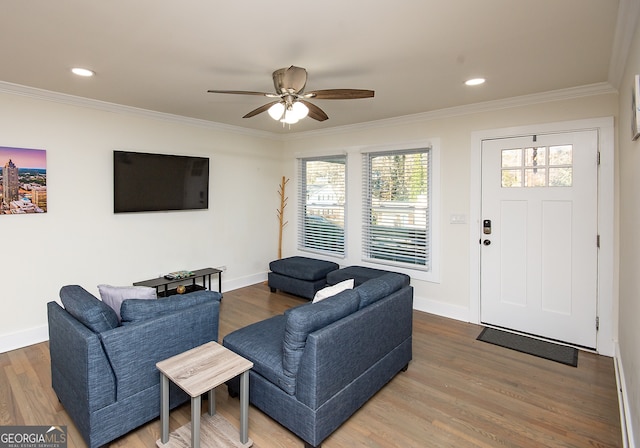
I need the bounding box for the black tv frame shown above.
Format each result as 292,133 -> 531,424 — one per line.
113,150 -> 209,213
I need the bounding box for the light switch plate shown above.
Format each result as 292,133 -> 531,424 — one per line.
450,214 -> 467,224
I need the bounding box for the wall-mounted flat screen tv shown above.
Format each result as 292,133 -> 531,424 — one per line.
113,150 -> 209,213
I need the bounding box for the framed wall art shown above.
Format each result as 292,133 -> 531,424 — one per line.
0,146 -> 47,215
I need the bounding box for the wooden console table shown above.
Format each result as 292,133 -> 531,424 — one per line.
133,267 -> 222,297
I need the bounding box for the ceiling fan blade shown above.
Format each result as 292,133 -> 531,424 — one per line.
304,89 -> 375,100
207,90 -> 278,98
273,66 -> 308,94
242,101 -> 280,118
299,100 -> 328,121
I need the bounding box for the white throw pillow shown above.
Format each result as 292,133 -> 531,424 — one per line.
312,279 -> 355,303
97,284 -> 157,321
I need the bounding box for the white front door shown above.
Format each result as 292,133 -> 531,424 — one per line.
480,130 -> 599,348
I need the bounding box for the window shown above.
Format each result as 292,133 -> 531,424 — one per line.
501,145 -> 573,188
298,156 -> 346,256
363,148 -> 431,270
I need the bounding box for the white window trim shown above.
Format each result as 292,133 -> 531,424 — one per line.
297,155 -> 347,258
358,140 -> 441,283
293,140 -> 441,283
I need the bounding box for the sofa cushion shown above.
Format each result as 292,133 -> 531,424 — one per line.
97,284 -> 157,321
120,290 -> 220,323
60,285 -> 120,333
222,315 -> 295,394
312,278 -> 354,303
269,256 -> 339,281
283,289 -> 360,381
357,272 -> 410,309
325,265 -> 393,286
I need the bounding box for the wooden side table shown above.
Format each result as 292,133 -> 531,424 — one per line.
156,341 -> 253,448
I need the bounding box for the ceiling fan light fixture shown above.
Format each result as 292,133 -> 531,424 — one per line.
268,102 -> 285,120
291,101 -> 309,120
280,108 -> 299,124
271,100 -> 308,124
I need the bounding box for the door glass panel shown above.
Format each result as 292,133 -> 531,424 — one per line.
525,168 -> 546,187
549,167 -> 572,186
501,149 -> 522,167
525,147 -> 546,167
502,169 -> 521,187
549,145 -> 572,165
501,145 -> 573,188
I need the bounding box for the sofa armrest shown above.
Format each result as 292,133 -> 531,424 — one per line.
295,286 -> 413,409
99,299 -> 219,400
47,301 -> 116,413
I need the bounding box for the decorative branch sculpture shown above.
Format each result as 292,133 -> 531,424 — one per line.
277,176 -> 290,259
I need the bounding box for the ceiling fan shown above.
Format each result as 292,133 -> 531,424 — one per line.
207,66 -> 374,124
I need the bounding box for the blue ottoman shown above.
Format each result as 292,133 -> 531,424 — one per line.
268,256 -> 339,299
326,265 -> 410,287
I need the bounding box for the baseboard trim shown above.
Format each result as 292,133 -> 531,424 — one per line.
413,295 -> 470,322
222,272 -> 268,293
0,325 -> 49,354
614,342 -> 634,448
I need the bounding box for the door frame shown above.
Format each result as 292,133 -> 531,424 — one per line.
469,117 -> 615,356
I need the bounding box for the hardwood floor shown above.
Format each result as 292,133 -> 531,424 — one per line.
0,283 -> 622,447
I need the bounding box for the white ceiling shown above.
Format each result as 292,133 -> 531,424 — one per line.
0,0 -> 625,134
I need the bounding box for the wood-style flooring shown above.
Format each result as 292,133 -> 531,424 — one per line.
0,282 -> 622,447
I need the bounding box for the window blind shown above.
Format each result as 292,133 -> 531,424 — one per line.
298,156 -> 346,256
362,149 -> 431,269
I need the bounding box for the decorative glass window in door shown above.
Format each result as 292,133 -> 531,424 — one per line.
501,145 -> 572,188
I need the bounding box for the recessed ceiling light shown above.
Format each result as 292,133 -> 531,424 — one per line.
465,78 -> 485,86
71,67 -> 95,77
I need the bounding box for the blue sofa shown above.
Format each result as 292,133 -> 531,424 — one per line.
223,272 -> 413,448
47,286 -> 221,448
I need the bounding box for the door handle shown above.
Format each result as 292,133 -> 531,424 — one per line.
483,239 -> 491,246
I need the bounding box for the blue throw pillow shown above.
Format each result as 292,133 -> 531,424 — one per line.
120,290 -> 220,323
60,285 -> 120,333
282,289 -> 360,380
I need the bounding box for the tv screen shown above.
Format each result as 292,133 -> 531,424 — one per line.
113,150 -> 209,213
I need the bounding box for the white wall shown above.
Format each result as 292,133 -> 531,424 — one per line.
0,91 -> 283,352
281,93 -> 618,322
616,12 -> 640,446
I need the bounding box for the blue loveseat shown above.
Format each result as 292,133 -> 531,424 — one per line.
47,286 -> 221,448
223,271 -> 413,448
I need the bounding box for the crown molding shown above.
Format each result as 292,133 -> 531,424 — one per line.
0,79 -> 617,143
284,82 -> 618,141
0,80 -> 279,141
